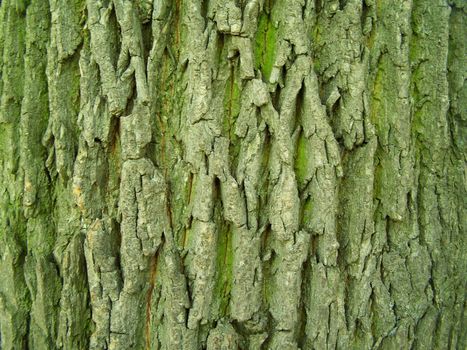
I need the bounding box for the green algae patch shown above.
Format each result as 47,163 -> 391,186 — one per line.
294,132 -> 310,190
223,66 -> 242,170
212,222 -> 233,318
254,12 -> 277,81
223,67 -> 241,132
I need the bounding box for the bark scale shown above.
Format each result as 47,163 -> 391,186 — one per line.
0,0 -> 465,349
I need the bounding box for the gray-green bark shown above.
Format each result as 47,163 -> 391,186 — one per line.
0,0 -> 466,349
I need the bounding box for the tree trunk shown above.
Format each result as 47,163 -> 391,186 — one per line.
0,0 -> 465,349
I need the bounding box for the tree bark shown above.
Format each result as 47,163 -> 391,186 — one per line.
0,0 -> 465,349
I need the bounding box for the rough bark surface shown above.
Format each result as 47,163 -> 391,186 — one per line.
0,0 -> 466,349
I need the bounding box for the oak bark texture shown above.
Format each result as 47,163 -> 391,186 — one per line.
0,0 -> 466,349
